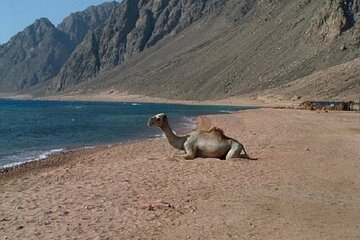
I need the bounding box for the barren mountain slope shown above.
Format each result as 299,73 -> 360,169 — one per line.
50,0 -> 255,92
0,2 -> 117,92
257,57 -> 360,101
1,0 -> 359,101
0,18 -> 74,92
49,0 -> 360,100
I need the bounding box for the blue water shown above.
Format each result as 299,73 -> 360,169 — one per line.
0,99 -> 256,168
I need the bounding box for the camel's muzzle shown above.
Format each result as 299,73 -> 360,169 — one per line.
148,118 -> 154,126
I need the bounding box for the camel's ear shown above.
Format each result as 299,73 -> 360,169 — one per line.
157,113 -> 166,118
155,113 -> 165,119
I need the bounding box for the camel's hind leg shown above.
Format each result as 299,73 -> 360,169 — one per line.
225,142 -> 242,160
225,142 -> 252,160
240,144 -> 250,159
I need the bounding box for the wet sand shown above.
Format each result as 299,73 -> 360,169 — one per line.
1,108 -> 360,239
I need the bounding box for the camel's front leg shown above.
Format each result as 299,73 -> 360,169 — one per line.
171,151 -> 196,160
171,149 -> 185,157
171,144 -> 196,160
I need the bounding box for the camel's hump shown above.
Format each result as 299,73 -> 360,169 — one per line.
201,126 -> 225,136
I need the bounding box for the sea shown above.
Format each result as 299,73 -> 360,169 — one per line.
0,99 -> 256,169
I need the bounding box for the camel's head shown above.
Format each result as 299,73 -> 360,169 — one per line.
148,113 -> 167,128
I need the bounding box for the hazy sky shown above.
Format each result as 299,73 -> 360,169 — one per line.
0,0 -> 118,44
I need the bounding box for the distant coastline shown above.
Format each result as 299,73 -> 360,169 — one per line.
0,91 -> 284,108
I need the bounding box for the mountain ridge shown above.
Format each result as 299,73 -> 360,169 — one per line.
0,0 -> 359,101
0,18 -> 74,91
0,1 -> 118,92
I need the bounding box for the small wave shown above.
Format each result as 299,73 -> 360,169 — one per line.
2,159 -> 34,169
38,148 -> 64,159
1,148 -> 64,169
32,148 -> 64,162
180,116 -> 197,130
219,110 -> 234,113
155,133 -> 165,139
82,146 -> 95,150
131,103 -> 141,106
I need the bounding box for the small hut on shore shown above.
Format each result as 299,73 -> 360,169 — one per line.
300,101 -> 360,111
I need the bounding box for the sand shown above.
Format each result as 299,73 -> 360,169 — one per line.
1,108 -> 360,240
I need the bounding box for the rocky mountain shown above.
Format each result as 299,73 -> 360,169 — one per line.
0,18 -> 74,91
1,0 -> 359,101
0,2 -> 117,92
52,0 -> 241,91
58,1 -> 118,45
50,0 -> 360,100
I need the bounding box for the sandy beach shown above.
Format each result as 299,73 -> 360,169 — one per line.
1,107 -> 360,239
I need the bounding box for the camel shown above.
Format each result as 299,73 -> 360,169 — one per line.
148,113 -> 254,160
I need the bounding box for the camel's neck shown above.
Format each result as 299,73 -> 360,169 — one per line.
161,121 -> 187,150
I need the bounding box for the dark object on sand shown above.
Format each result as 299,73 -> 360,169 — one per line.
300,101 -> 360,111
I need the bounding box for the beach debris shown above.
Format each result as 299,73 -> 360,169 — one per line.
299,101 -> 360,111
292,95 -> 301,101
0,217 -> 10,222
176,204 -> 197,214
59,210 -> 69,216
16,225 -> 24,230
136,200 -> 173,211
84,205 -> 96,210
183,205 -> 196,213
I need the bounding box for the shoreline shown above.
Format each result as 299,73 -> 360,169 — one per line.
0,99 -> 259,174
0,107 -> 226,177
0,139 -> 147,180
1,108 -> 359,239
0,136 -> 166,178
0,148 -> 65,170
0,105 -> 246,176
0,91 -> 301,107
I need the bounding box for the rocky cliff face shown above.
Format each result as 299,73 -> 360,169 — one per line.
57,1 -> 118,45
52,0 -> 252,91
0,18 -> 74,91
1,0 -> 359,100
0,2 -> 117,93
310,0 -> 359,40
55,0 -> 359,100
